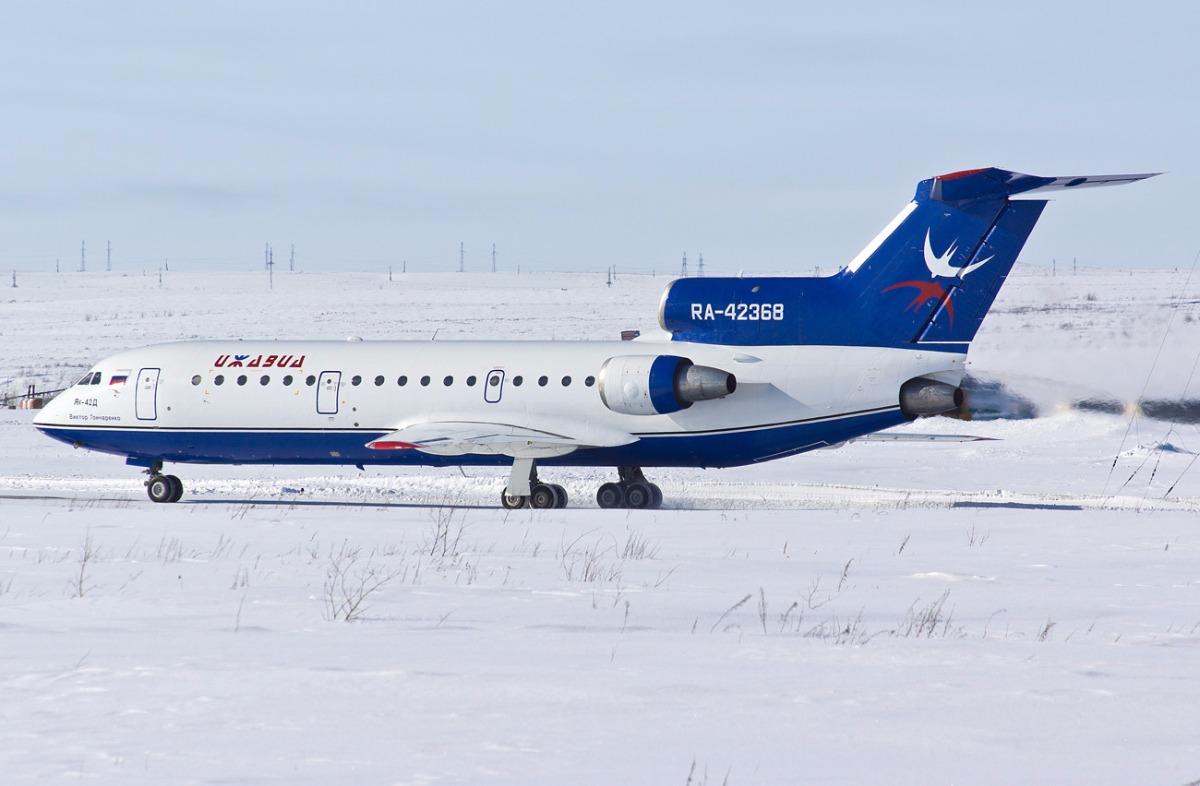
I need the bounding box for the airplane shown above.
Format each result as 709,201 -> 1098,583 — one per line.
33,167 -> 1155,509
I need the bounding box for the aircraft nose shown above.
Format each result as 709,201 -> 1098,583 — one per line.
32,393 -> 60,426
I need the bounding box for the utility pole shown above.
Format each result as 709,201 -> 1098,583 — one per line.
11,270 -> 16,288
697,252 -> 705,277
1073,257 -> 1077,275
606,266 -> 612,287
459,241 -> 465,273
289,243 -> 295,272
55,258 -> 60,274
106,240 -> 111,272
388,265 -> 393,282
80,240 -> 86,272
267,246 -> 274,289
1052,258 -> 1056,277
491,243 -> 497,273
680,252 -> 688,277
402,259 -> 407,274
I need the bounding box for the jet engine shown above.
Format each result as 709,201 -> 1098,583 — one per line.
598,355 -> 736,416
899,376 -> 964,419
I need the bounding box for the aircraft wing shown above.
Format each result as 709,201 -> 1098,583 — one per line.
852,433 -> 998,443
365,417 -> 637,458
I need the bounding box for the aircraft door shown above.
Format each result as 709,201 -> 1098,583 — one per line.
317,371 -> 341,414
135,368 -> 160,421
484,369 -> 504,403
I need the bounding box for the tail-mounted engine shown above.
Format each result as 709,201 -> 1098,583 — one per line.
899,376 -> 964,419
598,355 -> 736,416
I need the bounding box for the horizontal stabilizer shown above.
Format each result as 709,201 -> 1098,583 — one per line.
927,168 -> 1159,204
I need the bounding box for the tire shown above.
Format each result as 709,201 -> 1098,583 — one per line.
529,483 -> 558,509
648,483 -> 663,509
165,475 -> 184,503
146,475 -> 173,503
596,482 -> 625,509
625,481 -> 652,509
549,484 -> 568,509
500,491 -> 527,509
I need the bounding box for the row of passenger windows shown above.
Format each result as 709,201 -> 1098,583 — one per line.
191,373 -> 597,388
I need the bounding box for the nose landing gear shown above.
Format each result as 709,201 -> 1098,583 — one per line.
143,461 -> 184,503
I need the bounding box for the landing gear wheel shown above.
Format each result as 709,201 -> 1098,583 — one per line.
529,483 -> 558,509
625,481 -> 653,509
146,475 -> 174,503
549,484 -> 568,509
500,491 -> 528,509
165,475 -> 184,503
648,483 -> 663,509
596,482 -> 625,509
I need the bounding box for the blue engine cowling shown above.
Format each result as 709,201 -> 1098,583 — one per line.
598,355 -> 736,416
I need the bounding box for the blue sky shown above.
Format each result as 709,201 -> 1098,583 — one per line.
0,2 -> 1195,273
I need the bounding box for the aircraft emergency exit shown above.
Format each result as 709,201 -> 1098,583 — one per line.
34,167 -> 1155,508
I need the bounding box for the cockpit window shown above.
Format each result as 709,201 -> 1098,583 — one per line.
77,371 -> 102,386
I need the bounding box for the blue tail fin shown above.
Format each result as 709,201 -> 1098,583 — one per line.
658,167 -> 1156,349
839,167 -> 1156,347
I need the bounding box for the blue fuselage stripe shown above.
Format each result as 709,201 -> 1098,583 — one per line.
36,408 -> 906,469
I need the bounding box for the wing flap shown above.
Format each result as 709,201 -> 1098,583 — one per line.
366,418 -> 637,458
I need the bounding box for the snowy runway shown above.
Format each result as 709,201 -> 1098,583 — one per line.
2,270 -> 1199,784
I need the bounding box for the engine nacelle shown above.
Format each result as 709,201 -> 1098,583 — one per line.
899,377 -> 964,419
598,355 -> 736,416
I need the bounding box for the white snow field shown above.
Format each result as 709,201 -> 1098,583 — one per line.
2,269 -> 1200,785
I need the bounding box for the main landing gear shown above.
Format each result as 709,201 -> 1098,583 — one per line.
500,460 -> 661,510
143,461 -> 184,504
500,458 -> 568,510
596,466 -> 663,510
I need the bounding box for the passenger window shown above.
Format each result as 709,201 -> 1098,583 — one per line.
351,375 -> 362,386
443,375 -> 454,386
374,375 -> 384,386
466,375 -> 477,387
585,376 -> 595,387
538,376 -> 548,387
561,376 -> 571,386
260,375 -> 270,386
214,375 -> 225,386
236,375 -> 247,386
488,375 -> 500,387
398,375 -> 408,387
191,375 -> 202,386
282,375 -> 293,386
420,375 -> 431,386
306,375 -> 316,386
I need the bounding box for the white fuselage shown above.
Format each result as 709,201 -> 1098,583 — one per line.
35,337 -> 962,469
